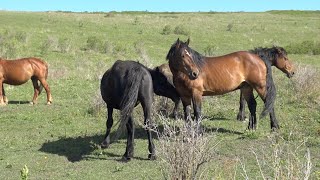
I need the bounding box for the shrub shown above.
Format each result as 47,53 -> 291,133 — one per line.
87,90 -> 105,117
156,117 -> 217,180
85,36 -> 104,52
174,25 -> 190,36
291,64 -> 320,103
285,41 -> 320,55
161,25 -> 172,35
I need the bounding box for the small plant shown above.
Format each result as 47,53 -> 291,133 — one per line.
161,25 -> 172,35
20,165 -> 29,180
227,23 -> 234,31
85,36 -> 104,52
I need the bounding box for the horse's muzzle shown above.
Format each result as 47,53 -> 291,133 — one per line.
287,71 -> 295,78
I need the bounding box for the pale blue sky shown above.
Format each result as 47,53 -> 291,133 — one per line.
1,0 -> 319,12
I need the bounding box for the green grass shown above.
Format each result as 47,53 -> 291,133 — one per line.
0,10 -> 319,179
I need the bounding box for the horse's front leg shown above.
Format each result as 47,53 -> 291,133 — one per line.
171,98 -> 181,120
192,93 -> 202,122
237,91 -> 246,121
181,97 -> 192,121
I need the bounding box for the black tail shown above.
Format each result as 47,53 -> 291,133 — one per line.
260,56 -> 276,118
115,67 -> 144,139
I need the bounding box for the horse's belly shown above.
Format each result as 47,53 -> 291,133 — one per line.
4,78 -> 29,85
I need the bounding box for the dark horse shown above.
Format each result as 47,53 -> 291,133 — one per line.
100,60 -> 179,161
236,47 -> 295,121
155,63 -> 181,119
0,57 -> 52,105
166,39 -> 294,130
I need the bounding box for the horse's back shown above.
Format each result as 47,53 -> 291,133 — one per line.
0,57 -> 48,85
100,60 -> 152,109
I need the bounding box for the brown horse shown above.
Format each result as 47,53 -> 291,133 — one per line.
236,46 -> 295,121
166,39 -> 294,130
0,57 -> 52,105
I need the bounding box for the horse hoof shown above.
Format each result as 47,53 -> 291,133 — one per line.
148,154 -> 156,160
100,142 -> 110,149
30,102 -> 35,105
121,156 -> 131,162
47,102 -> 52,105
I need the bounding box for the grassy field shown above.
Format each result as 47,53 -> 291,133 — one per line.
0,10 -> 319,179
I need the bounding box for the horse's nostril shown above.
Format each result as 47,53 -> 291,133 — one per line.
192,71 -> 198,78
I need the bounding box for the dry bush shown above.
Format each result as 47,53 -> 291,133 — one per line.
239,134 -> 312,180
88,90 -> 105,117
156,117 -> 218,180
134,41 -> 153,68
291,64 -> 320,103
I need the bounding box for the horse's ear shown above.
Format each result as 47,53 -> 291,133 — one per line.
186,38 -> 190,46
175,38 -> 181,48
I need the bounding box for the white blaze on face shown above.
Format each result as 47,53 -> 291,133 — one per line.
184,49 -> 192,59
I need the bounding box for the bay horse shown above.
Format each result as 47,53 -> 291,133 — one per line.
166,39 -> 294,130
236,47 -> 295,121
100,60 -> 180,161
0,57 -> 52,105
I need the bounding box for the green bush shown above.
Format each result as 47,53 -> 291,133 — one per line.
85,36 -> 104,52
173,25 -> 190,36
285,41 -> 320,55
161,25 -> 172,35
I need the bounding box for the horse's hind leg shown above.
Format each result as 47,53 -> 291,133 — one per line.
141,95 -> 156,160
31,77 -> 41,104
241,88 -> 257,130
123,116 -> 134,161
101,107 -> 114,148
38,78 -> 53,104
237,91 -> 246,121
269,107 -> 279,130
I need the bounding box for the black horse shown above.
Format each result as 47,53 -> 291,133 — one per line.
100,60 -> 179,161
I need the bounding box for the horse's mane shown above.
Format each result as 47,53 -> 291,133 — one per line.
250,46 -> 287,66
166,41 -> 205,69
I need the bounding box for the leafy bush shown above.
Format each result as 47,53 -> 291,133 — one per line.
285,41 -> 320,55
174,25 -> 190,36
161,25 -> 172,35
85,36 -> 104,52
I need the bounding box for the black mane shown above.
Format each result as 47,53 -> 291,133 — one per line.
250,46 -> 287,66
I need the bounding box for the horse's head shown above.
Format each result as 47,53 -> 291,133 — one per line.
166,38 -> 203,80
151,66 -> 180,101
274,47 -> 295,78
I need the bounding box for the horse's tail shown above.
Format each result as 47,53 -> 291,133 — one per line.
260,57 -> 276,118
38,60 -> 49,95
115,67 -> 144,140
